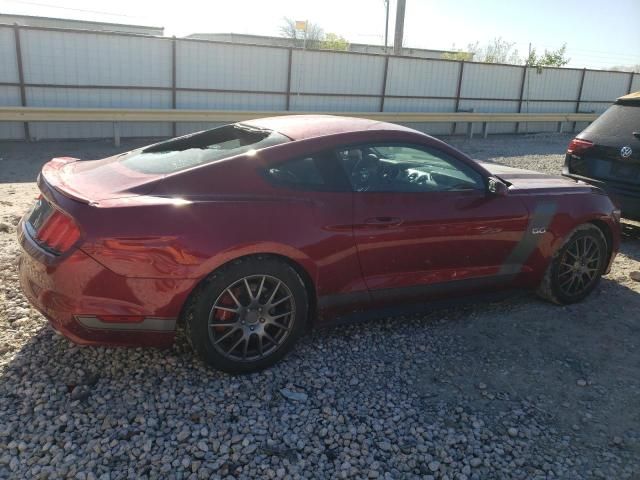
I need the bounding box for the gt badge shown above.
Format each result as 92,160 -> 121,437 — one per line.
532,228 -> 546,235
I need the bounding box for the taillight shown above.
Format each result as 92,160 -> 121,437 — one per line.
567,138 -> 594,156
36,209 -> 80,254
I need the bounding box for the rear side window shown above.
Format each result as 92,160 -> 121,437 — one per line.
581,104 -> 640,143
266,151 -> 350,191
268,157 -> 325,186
120,124 -> 289,174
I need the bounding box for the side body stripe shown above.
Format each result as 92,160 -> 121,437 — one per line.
499,201 -> 557,276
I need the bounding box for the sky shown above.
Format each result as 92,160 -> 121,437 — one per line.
1,0 -> 639,70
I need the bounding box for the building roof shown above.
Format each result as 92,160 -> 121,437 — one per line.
0,13 -> 164,35
184,32 -> 469,59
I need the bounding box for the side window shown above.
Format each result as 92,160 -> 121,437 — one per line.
267,157 -> 325,186
337,144 -> 484,193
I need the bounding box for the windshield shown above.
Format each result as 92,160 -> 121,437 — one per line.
120,124 -> 290,174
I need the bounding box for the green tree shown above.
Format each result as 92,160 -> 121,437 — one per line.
526,44 -> 570,67
459,39 -> 570,67
467,38 -> 521,64
321,33 -> 349,51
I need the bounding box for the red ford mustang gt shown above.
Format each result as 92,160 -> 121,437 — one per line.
18,115 -> 620,372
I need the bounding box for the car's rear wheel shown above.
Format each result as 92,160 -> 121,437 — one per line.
537,224 -> 608,304
184,256 -> 308,374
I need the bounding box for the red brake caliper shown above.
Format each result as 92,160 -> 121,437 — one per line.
214,289 -> 239,331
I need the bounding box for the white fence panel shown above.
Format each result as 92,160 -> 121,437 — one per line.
385,58 -> 459,97
26,87 -> 172,108
523,68 -> 581,101
0,26 -> 634,141
0,85 -> 21,106
0,82 -> 23,139
520,101 -> 576,132
456,99 -> 519,134
177,41 -> 288,91
0,26 -> 19,83
20,29 -> 172,87
579,101 -> 613,114
28,122 -> 112,139
384,98 -> 455,135
177,91 -> 286,111
289,95 -> 379,112
29,121 -> 173,140
581,71 -> 630,102
460,63 -> 522,99
290,50 -> 385,95
26,87 -> 172,139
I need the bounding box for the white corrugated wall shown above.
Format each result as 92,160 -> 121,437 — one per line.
0,26 -> 23,139
0,25 -> 635,141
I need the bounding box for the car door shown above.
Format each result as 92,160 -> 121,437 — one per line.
336,143 -> 530,304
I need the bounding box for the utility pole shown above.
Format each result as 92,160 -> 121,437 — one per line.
393,0 -> 406,55
384,0 -> 390,52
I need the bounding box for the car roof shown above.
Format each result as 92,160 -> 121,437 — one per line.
241,114 -> 416,141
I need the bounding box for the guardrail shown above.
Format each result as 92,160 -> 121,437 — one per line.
0,107 -> 599,145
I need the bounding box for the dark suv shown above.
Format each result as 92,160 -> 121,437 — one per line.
563,91 -> 640,219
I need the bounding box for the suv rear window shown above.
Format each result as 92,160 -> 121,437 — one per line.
580,103 -> 640,143
120,124 -> 290,174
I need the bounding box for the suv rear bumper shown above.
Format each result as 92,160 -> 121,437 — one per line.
562,171 -> 640,220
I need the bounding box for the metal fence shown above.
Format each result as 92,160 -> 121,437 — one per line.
1,23 -> 638,141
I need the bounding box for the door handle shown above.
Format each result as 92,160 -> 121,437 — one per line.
363,216 -> 404,227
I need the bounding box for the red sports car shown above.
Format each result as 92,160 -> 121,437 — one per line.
18,115 -> 620,372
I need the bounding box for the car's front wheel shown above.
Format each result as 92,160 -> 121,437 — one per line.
537,224 -> 608,304
185,256 -> 308,373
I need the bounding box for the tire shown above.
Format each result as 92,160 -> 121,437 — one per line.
537,224 -> 608,305
184,256 -> 308,374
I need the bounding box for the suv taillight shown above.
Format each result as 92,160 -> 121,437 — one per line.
36,209 -> 80,254
567,138 -> 594,156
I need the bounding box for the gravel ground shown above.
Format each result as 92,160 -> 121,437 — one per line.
1,133 -> 639,479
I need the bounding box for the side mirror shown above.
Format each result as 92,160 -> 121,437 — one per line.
487,177 -> 509,196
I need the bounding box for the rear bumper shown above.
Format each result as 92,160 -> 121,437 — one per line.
17,220 -> 193,348
562,171 -> 640,220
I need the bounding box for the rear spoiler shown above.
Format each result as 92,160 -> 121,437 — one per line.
40,157 -> 92,204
